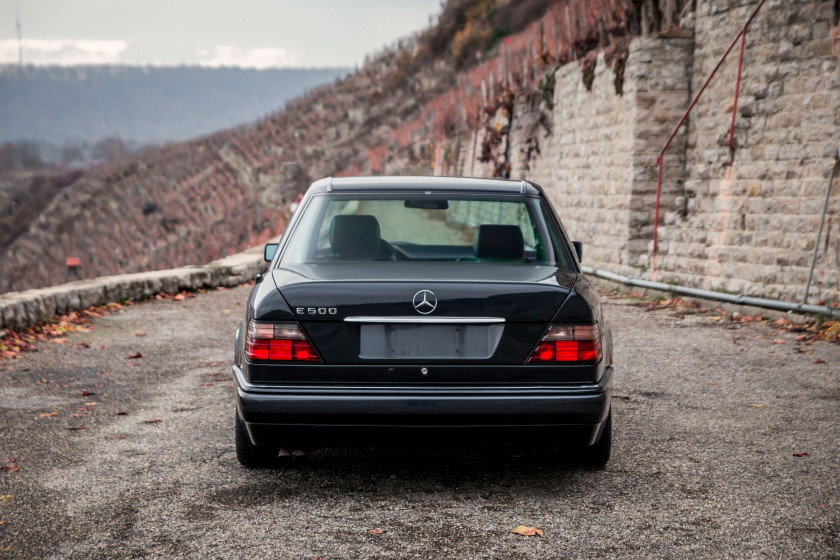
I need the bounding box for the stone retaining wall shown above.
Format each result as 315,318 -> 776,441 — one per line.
502,0 -> 839,304
654,0 -> 840,303
507,35 -> 693,278
0,246 -> 269,331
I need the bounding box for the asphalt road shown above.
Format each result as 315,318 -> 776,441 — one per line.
0,284 -> 838,559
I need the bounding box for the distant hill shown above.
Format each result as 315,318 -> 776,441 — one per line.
0,65 -> 351,144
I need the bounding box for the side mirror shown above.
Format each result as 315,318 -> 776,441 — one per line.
264,243 -> 279,262
571,241 -> 583,262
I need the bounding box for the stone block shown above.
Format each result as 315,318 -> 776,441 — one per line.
102,280 -> 128,303
77,285 -> 105,309
52,290 -> 71,314
777,40 -> 795,62
160,276 -> 179,294
1,301 -> 19,330
66,292 -> 82,313
36,294 -> 57,320
142,278 -> 163,297
22,299 -> 46,325
9,302 -> 26,329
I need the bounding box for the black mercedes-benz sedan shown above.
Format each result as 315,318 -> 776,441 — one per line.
233,176 -> 614,467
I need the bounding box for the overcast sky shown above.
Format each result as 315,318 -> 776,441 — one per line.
0,0 -> 442,68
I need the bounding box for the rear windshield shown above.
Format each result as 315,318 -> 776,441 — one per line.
279,193 -> 572,268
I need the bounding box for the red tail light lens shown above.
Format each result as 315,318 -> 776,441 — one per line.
528,324 -> 601,363
245,321 -> 320,362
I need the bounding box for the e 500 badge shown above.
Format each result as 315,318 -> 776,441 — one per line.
296,307 -> 338,316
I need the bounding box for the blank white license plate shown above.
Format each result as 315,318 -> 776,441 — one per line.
359,324 -> 503,360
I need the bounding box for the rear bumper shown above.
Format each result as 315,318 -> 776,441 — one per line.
233,364 -> 613,447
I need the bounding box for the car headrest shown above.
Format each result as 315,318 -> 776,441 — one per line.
330,214 -> 381,256
473,224 -> 524,260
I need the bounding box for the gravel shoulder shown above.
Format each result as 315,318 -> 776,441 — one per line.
0,286 -> 838,559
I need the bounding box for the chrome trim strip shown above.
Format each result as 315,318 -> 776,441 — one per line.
234,365 -> 612,395
235,379 -> 602,398
233,365 -> 256,391
343,316 -> 505,324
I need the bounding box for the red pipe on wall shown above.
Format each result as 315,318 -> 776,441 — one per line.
729,32 -> 748,150
651,0 -> 768,256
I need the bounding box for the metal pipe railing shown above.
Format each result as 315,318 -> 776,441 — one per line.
652,0 -> 768,255
803,148 -> 840,304
581,265 -> 840,319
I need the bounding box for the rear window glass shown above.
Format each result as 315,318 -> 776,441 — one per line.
280,193 -> 572,268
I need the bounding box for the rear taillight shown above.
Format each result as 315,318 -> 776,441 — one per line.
245,321 -> 320,362
527,324 -> 601,363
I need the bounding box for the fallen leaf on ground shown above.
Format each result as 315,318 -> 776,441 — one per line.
134,332 -> 147,337
749,404 -> 765,408
84,402 -> 98,406
66,425 -> 86,430
79,391 -> 96,397
511,525 -> 544,537
125,352 -> 142,359
109,434 -> 127,440
367,529 -> 384,535
173,294 -> 186,301
0,495 -> 14,503
38,412 -> 58,418
1,464 -> 19,473
51,338 -> 68,344
793,452 -> 809,457
115,411 -> 128,416
144,419 -> 161,424
816,505 -> 827,509
772,339 -> 786,345
813,358 -> 825,364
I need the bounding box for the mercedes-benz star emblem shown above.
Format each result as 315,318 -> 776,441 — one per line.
413,290 -> 437,314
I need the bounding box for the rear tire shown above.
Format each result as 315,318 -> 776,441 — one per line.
235,412 -> 278,468
578,410 -> 611,468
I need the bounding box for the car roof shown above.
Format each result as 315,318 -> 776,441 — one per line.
306,176 -> 544,196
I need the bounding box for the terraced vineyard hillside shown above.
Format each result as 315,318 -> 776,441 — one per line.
1,0 -> 686,293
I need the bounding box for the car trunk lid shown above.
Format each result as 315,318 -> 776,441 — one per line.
272,263 -> 575,366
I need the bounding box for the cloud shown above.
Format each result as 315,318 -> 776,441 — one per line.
198,46 -> 301,69
0,39 -> 128,65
